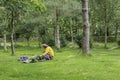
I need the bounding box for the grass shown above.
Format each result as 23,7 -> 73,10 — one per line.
0,42 -> 120,80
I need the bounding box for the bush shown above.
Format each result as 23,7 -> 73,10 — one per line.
75,34 -> 83,48
42,36 -> 55,46
67,42 -> 78,48
46,38 -> 55,46
75,34 -> 93,48
60,36 -> 67,47
117,40 -> 120,46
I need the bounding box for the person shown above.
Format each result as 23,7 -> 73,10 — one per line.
41,44 -> 54,60
23,44 -> 54,63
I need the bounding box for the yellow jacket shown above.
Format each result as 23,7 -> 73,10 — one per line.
43,46 -> 54,57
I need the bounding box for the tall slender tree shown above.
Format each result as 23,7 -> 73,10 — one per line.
0,7 -> 8,51
55,7 -> 61,50
81,0 -> 90,54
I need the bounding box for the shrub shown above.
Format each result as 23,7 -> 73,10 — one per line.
117,40 -> 120,46
42,36 -> 55,46
46,38 -> 55,46
75,34 -> 83,48
60,36 -> 67,47
75,34 -> 93,48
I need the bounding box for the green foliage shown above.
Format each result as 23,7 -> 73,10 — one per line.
42,36 -> 55,46
29,0 -> 47,14
89,0 -> 119,37
38,25 -> 47,36
75,34 -> 93,48
90,39 -> 93,48
75,34 -> 83,48
117,40 -> 120,46
19,22 -> 36,41
60,36 -> 67,47
0,0 -> 46,31
0,0 -> 120,49
46,38 -> 55,46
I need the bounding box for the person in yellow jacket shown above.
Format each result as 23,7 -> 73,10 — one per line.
41,44 -> 54,60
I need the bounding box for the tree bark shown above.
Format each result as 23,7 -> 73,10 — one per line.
104,23 -> 107,48
115,26 -> 118,41
81,0 -> 90,54
11,11 -> 15,56
3,17 -> 7,52
3,30 -> 7,51
104,2 -> 108,48
55,8 -> 60,51
70,18 -> 73,42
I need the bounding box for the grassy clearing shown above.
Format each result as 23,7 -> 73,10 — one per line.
0,42 -> 120,80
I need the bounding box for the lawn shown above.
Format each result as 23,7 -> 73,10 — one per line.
0,42 -> 120,80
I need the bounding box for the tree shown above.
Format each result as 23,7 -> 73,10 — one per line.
0,7 -> 8,51
90,0 -> 119,47
44,0 -> 82,50
0,0 -> 46,55
44,0 -> 63,50
81,0 -> 90,54
55,8 -> 61,50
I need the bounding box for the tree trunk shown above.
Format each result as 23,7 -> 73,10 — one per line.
55,8 -> 60,51
104,3 -> 107,48
115,26 -> 118,41
3,30 -> 7,51
11,11 -> 15,56
70,18 -> 73,42
104,23 -> 107,48
81,0 -> 90,54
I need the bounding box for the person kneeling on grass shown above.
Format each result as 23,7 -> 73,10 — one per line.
41,44 -> 54,60
23,44 -> 54,63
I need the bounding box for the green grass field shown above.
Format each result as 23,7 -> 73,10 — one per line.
0,42 -> 120,80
